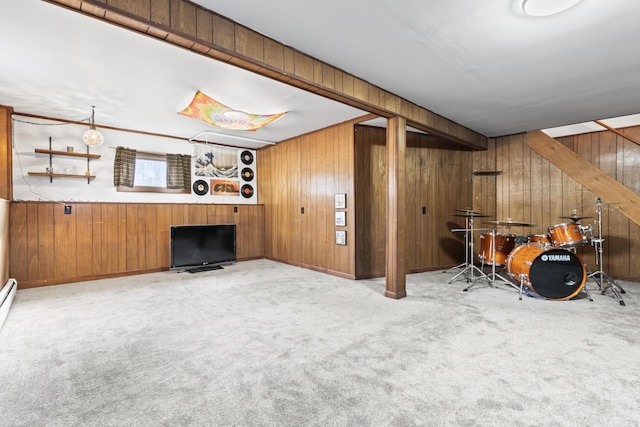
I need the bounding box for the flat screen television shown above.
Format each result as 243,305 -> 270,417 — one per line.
170,224 -> 236,272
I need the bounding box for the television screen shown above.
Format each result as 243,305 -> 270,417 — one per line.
170,224 -> 236,272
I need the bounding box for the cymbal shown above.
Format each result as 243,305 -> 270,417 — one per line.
455,208 -> 481,214
484,220 -> 536,227
453,213 -> 490,218
581,200 -> 621,207
560,215 -> 593,221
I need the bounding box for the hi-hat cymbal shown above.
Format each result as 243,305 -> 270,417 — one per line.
560,214 -> 593,221
484,220 -> 536,227
454,213 -> 490,218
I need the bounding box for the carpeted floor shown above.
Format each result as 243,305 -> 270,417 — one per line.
0,259 -> 638,426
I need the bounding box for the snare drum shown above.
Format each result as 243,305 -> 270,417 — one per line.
479,232 -> 515,266
507,244 -> 586,300
548,223 -> 588,247
528,234 -> 551,245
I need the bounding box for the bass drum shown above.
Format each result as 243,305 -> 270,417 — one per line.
507,244 -> 586,300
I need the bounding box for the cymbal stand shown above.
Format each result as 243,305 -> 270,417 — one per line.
444,215 -> 471,275
587,198 -> 626,306
464,227 -> 510,292
448,216 -> 486,284
486,227 -> 515,287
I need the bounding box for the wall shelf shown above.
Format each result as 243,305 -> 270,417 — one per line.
34,148 -> 101,159
29,137 -> 101,184
28,172 -> 96,180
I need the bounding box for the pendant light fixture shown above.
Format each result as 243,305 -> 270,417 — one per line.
83,105 -> 104,147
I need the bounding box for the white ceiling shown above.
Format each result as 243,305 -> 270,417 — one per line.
2,0 -> 640,147
0,0 -> 366,149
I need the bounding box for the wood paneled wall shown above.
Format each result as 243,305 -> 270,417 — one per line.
354,125 -> 474,278
9,202 -> 264,288
257,121 -> 355,277
474,128 -> 640,280
0,200 -> 9,285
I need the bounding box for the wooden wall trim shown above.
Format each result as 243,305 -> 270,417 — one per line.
526,130 -> 640,227
265,256 -> 356,280
43,0 -> 487,150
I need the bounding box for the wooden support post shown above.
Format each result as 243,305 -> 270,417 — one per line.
385,116 -> 407,299
0,105 -> 13,200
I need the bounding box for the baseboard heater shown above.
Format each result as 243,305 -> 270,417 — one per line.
0,278 -> 17,329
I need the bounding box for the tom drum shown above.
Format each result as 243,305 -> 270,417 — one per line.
507,244 -> 586,300
479,232 -> 515,266
548,223 -> 588,247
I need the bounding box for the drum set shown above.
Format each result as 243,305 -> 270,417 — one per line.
448,200 -> 626,305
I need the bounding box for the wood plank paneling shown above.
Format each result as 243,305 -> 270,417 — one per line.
0,199 -> 18,286
7,201 -> 25,282
37,203 -> 55,280
9,202 -> 265,288
482,128 -> 640,281
76,203 -> 94,277
405,134 -> 420,270
259,121 -> 356,277
354,125 -> 473,277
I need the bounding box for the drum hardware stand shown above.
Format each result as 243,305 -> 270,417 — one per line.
518,273 -> 527,300
444,209 -> 472,274
587,198 -> 625,306
463,227 -> 511,292
448,215 -> 487,284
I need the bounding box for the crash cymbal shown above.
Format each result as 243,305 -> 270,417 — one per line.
453,213 -> 490,218
484,219 -> 536,227
560,215 -> 593,221
455,208 -> 480,213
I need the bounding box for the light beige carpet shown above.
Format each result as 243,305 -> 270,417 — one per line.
0,259 -> 638,426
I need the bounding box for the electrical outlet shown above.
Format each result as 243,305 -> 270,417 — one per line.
64,205 -> 72,214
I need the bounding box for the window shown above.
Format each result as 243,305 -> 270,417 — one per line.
115,148 -> 191,194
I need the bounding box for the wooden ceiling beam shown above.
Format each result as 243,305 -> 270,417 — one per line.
43,0 -> 487,150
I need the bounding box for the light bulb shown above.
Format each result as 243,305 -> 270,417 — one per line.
83,126 -> 104,147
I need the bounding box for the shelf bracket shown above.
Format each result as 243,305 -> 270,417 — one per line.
471,170 -> 502,183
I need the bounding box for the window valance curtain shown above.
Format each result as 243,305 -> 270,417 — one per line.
114,146 -> 136,187
166,153 -> 192,191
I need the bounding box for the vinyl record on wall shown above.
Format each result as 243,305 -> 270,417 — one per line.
241,184 -> 254,198
240,150 -> 254,165
241,167 -> 254,182
192,179 -> 209,196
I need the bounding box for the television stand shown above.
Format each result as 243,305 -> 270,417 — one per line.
186,265 -> 223,274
